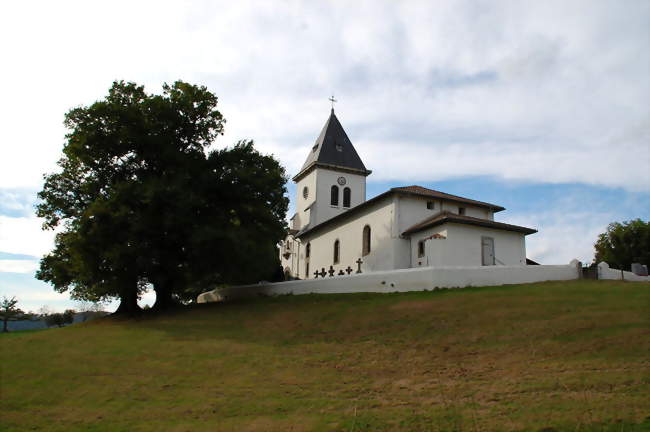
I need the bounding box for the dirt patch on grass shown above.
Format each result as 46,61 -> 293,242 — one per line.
389,299 -> 439,311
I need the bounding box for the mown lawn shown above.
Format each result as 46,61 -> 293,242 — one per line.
1,280 -> 649,431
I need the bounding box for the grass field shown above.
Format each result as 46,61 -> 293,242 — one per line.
1,280 -> 649,431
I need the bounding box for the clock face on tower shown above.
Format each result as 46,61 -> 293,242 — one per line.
337,176 -> 346,186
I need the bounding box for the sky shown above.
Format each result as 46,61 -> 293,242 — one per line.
0,0 -> 648,312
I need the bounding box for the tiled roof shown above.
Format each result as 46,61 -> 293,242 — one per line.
293,110 -> 371,181
391,185 -> 505,212
296,185 -> 510,239
402,211 -> 537,236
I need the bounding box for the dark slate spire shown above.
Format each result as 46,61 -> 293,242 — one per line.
293,109 -> 371,181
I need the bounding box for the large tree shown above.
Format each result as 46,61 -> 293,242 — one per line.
594,219 -> 649,271
37,81 -> 288,313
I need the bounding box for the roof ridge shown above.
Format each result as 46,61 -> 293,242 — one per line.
391,185 -> 505,212
402,211 -> 537,236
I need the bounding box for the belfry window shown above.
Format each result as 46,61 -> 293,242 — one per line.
362,225 -> 371,256
343,187 -> 351,208
330,185 -> 339,206
333,240 -> 340,264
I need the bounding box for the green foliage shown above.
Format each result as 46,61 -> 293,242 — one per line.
593,219 -> 649,270
1,297 -> 26,333
36,80 -> 288,312
43,310 -> 75,328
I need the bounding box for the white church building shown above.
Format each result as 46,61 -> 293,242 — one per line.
279,109 -> 537,279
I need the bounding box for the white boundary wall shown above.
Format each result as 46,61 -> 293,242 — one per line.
198,261 -> 584,303
598,262 -> 650,282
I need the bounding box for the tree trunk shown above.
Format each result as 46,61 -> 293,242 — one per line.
113,281 -> 141,316
152,279 -> 178,312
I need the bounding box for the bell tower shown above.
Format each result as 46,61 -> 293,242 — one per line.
291,108 -> 371,232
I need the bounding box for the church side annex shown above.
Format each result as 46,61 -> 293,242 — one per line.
279,108 -> 537,279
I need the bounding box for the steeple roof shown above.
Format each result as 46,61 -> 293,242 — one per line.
293,109 -> 371,181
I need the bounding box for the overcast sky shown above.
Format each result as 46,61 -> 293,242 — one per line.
1,0 -> 648,312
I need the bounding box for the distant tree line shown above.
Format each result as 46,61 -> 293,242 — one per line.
36,81 -> 288,315
2,297 -> 104,332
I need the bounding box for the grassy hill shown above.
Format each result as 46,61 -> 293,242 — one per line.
2,280 -> 649,432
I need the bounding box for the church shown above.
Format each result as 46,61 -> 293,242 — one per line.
279,109 -> 537,279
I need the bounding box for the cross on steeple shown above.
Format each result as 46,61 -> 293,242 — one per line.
328,95 -> 337,111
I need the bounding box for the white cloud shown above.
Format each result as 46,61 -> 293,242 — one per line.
0,260 -> 39,274
504,193 -> 619,265
0,0 -> 647,193
0,215 -> 56,258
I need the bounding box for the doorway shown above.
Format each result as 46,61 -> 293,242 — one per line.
481,237 -> 495,266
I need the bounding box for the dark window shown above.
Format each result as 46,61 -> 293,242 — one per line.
333,240 -> 340,264
362,225 -> 371,256
305,243 -> 311,278
343,187 -> 351,208
302,187 -> 309,199
418,240 -> 425,258
427,201 -> 434,210
458,207 -> 466,215
330,185 -> 339,206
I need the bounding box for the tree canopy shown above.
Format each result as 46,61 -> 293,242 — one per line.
1,297 -> 27,333
37,81 -> 288,314
594,219 -> 649,270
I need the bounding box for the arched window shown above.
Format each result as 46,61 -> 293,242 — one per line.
330,185 -> 339,206
362,225 -> 371,256
333,239 -> 340,264
343,187 -> 351,208
305,243 -> 311,258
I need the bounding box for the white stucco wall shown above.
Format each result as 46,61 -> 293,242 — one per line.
299,196 -> 398,278
395,195 -> 494,234
279,236 -> 301,278
293,170 -> 317,230
197,261 -> 582,303
430,223 -> 527,266
395,195 -> 441,234
409,226 -> 448,267
597,262 -> 650,282
312,169 -> 366,228
285,195 -> 528,279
